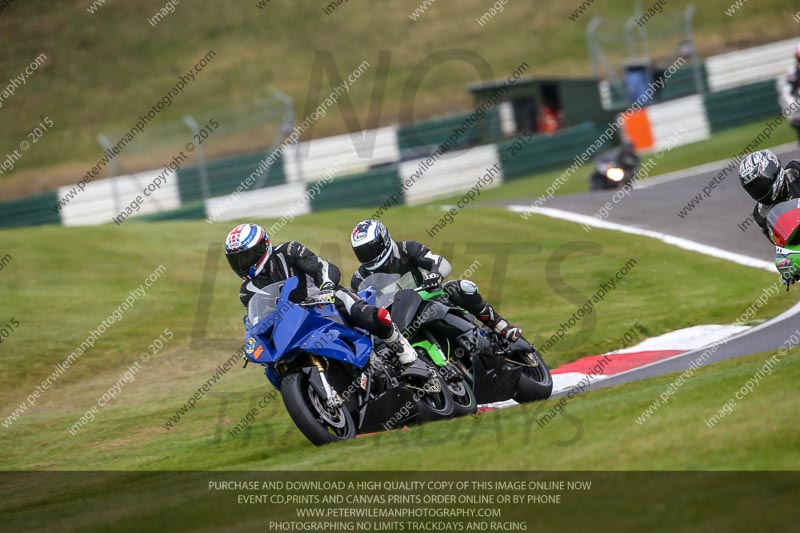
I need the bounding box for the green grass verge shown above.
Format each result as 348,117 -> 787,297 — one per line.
0,352 -> 800,532
0,350 -> 797,532
0,207 -> 793,470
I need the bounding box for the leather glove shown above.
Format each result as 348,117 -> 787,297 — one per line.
319,281 -> 336,290
421,272 -> 442,290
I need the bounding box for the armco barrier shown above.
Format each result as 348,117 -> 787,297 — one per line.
283,126 -> 399,183
310,166 -> 401,212
622,94 -> 711,152
397,107 -> 502,154
706,38 -> 796,93
0,191 -> 61,229
203,181 -> 309,222
647,95 -> 710,150
704,80 -> 780,133
399,144 -> 502,206
499,124 -> 607,180
659,63 -> 707,101
177,150 -> 286,204
136,201 -> 206,222
57,169 -> 181,227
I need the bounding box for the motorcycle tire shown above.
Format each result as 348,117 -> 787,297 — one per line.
281,372 -> 357,446
514,349 -> 554,403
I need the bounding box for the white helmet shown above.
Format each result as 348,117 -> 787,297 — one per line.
350,220 -> 393,271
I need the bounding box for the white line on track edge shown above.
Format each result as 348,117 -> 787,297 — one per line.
508,205 -> 774,271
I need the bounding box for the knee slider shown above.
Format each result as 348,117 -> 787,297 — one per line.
458,280 -> 479,295
334,289 -> 358,313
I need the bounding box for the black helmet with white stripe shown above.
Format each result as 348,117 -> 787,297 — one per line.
739,149 -> 783,205
351,220 -> 393,271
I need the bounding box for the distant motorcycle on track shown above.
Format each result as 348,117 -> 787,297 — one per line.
589,143 -> 640,191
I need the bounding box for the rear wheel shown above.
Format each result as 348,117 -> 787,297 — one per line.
409,367 -> 454,423
281,372 -> 356,446
442,362 -> 477,417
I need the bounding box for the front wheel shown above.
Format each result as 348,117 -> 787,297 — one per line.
281,372 -> 356,446
514,348 -> 553,403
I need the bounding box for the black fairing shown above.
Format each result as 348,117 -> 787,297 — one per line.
390,289 -> 426,331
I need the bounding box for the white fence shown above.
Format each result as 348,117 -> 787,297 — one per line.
706,38 -> 797,93
57,169 -> 179,227
283,126 -> 399,183
399,145 -> 502,206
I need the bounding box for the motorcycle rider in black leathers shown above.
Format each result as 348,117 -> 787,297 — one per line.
616,141 -> 640,173
739,150 -> 800,284
739,150 -> 800,240
224,223 -> 418,365
349,220 -> 522,342
591,141 -> 640,190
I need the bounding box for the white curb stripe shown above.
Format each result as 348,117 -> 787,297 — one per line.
508,205 -> 774,271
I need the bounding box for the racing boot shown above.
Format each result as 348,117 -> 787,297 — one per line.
381,323 -> 418,365
380,324 -> 441,393
477,303 -> 522,343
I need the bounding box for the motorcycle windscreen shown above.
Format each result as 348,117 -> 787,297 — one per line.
357,272 -> 417,308
766,200 -> 800,246
247,281 -> 285,324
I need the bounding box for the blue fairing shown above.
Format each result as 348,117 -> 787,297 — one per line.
244,277 -> 373,389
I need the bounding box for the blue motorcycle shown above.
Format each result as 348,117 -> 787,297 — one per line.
243,276 -> 453,446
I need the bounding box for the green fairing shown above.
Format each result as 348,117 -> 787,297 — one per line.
776,255 -> 800,276
412,340 -> 447,366
418,288 -> 446,300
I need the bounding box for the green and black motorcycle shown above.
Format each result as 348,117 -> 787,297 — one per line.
768,199 -> 800,288
358,272 -> 552,408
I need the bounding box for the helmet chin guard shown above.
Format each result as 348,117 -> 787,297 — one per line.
224,223 -> 272,279
351,220 -> 393,270
739,150 -> 782,204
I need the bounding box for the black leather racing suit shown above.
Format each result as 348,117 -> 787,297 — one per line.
752,161 -> 800,241
240,241 -> 393,338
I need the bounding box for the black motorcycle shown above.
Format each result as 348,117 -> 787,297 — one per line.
358,273 -> 553,406
589,148 -> 638,191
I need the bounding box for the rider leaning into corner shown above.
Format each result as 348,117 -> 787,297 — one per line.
615,141 -> 641,173
739,149 -> 800,279
223,223 -> 420,367
348,219 -> 523,342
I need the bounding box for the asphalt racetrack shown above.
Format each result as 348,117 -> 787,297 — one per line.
501,143 -> 800,396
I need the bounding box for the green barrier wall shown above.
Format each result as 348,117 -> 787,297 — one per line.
397,107 -> 501,153
310,166 -> 401,212
135,201 -> 207,222
704,81 -> 780,132
177,150 -> 286,204
0,191 -> 61,229
499,123 -> 608,180
660,63 -> 707,101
